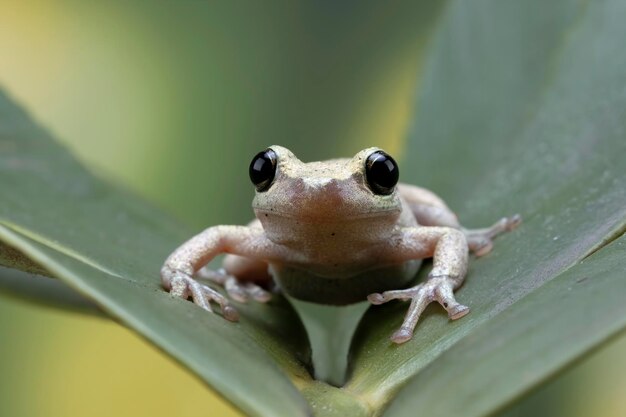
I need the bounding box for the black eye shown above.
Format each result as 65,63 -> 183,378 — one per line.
365,150 -> 399,195
249,148 -> 277,192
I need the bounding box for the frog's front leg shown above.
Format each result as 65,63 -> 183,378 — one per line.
161,225 -> 277,321
368,227 -> 469,344
397,184 -> 521,256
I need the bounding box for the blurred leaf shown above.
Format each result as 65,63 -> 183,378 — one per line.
86,1 -> 446,228
0,266 -> 103,317
1,0 -> 626,417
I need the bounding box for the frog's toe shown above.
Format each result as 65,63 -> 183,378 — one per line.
390,327 -> 414,344
507,214 -> 522,230
470,239 -> 493,257
225,276 -> 251,302
367,292 -> 386,305
447,304 -> 470,320
432,277 -> 470,320
368,288 -> 417,305
374,276 -> 472,344
225,276 -> 272,303
495,214 -> 522,233
168,273 -> 192,299
463,213 -> 522,256
245,283 -> 272,303
197,283 -> 240,321
222,305 -> 240,321
167,273 -> 240,321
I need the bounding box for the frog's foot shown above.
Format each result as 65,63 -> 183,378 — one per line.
197,267 -> 272,303
463,214 -> 522,257
368,275 -> 469,344
168,272 -> 240,321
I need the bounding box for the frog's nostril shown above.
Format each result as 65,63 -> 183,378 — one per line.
302,177 -> 338,189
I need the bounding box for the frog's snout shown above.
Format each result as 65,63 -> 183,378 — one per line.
300,176 -> 340,191
286,176 -> 345,212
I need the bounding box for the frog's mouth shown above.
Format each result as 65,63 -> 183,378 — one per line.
253,206 -> 402,223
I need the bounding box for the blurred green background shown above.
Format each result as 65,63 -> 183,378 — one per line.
0,1 -> 623,416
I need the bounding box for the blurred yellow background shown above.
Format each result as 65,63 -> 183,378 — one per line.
0,1 -> 623,417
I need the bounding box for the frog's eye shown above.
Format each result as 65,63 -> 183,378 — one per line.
365,150 -> 399,195
249,148 -> 278,192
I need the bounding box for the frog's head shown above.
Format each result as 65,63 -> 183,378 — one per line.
249,145 -> 402,239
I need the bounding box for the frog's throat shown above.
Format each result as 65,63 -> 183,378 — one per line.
269,260 -> 421,305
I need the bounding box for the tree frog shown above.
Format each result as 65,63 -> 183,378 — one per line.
161,146 -> 520,344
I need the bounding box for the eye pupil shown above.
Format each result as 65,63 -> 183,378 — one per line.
365,151 -> 399,195
249,149 -> 277,191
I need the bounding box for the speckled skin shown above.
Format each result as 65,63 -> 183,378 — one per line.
161,146 -> 520,343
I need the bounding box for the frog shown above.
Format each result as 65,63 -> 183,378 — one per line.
161,146 -> 520,344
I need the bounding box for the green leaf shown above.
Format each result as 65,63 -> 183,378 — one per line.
344,0 -> 626,414
0,240 -> 49,276
384,234 -> 626,417
1,0 -> 626,416
0,91 -> 313,417
0,266 -> 103,317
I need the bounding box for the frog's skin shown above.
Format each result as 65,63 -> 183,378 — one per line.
161,146 -> 520,344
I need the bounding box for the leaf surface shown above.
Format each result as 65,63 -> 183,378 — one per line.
0,91 -> 313,417
346,0 -> 626,414
384,234 -> 626,417
1,0 -> 626,416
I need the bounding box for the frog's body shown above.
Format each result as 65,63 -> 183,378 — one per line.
270,261 -> 421,305
161,146 -> 520,343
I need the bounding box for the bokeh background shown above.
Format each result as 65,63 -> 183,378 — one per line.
0,1 -> 623,416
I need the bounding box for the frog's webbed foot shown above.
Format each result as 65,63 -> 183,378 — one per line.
463,214 -> 522,257
368,275 -> 469,344
167,271 -> 240,321
197,267 -> 272,303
